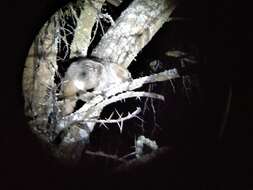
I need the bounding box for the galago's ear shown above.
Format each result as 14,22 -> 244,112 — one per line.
111,63 -> 131,80
83,59 -> 104,76
95,61 -> 104,76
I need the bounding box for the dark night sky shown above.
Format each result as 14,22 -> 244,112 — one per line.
0,0 -> 248,189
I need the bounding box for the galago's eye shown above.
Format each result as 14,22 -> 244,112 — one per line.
80,71 -> 87,78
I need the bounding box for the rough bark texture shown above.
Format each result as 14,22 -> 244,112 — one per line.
23,16 -> 58,141
70,0 -> 105,58
23,10 -> 91,163
92,0 -> 177,68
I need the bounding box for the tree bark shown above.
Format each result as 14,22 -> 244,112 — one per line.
23,14 -> 59,141
70,0 -> 106,58
92,0 -> 177,68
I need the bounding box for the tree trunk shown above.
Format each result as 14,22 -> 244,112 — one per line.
92,0 -> 177,68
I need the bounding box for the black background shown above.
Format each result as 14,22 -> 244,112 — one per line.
0,0 -> 247,189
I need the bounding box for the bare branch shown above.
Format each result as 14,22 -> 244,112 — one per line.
85,150 -> 126,163
81,107 -> 141,124
58,91 -> 164,132
70,68 -> 179,111
103,68 -> 180,97
70,0 -> 106,58
56,68 -> 179,133
66,107 -> 141,133
99,13 -> 115,26
165,50 -> 188,58
92,0 -> 178,68
95,91 -> 164,109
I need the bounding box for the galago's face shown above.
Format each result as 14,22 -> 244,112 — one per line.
63,59 -> 103,95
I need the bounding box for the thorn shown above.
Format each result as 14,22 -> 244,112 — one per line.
115,108 -> 119,116
115,109 -> 123,118
121,151 -> 136,159
116,120 -> 124,133
134,135 -> 137,148
99,122 -> 109,130
135,96 -> 141,101
135,115 -> 144,122
116,122 -> 122,133
108,112 -> 114,120
120,120 -> 124,131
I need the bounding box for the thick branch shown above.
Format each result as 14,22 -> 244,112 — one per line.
23,15 -> 59,121
92,0 -> 178,68
70,0 -> 106,58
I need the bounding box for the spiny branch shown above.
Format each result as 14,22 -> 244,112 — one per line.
95,91 -> 164,110
57,69 -> 178,132
58,90 -> 164,131
70,107 -> 141,129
